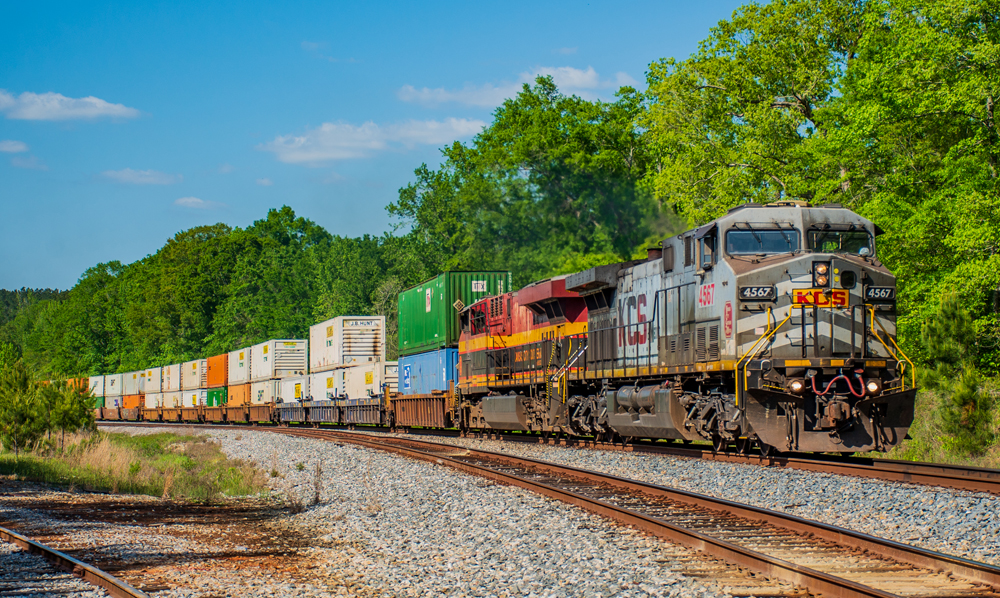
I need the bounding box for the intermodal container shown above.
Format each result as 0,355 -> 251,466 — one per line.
105,395 -> 121,408
123,394 -> 142,409
162,391 -> 182,408
183,389 -> 208,407
143,367 -> 162,393
207,387 -> 227,407
398,271 -> 511,356
399,348 -> 458,395
104,373 -> 124,397
228,347 -> 251,384
342,362 -> 398,399
124,371 -> 143,395
181,359 -> 208,390
308,370 -> 341,400
89,376 -> 105,397
278,376 -> 309,403
207,354 -> 228,388
250,380 -> 281,405
66,378 -> 88,392
144,392 -> 162,409
309,316 -> 386,372
92,396 -> 105,409
249,339 -> 307,382
228,383 -> 250,406
162,364 -> 181,392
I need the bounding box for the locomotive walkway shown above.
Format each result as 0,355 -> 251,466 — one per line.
272,427 -> 1000,598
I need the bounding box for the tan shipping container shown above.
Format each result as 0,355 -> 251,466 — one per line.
227,383 -> 251,406
182,359 -> 208,390
249,340 -> 307,382
143,367 -> 162,393
309,316 -> 385,373
162,364 -> 181,392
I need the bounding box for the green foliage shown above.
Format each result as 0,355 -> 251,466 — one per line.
938,366 -> 995,455
0,360 -> 45,458
922,293 -> 978,375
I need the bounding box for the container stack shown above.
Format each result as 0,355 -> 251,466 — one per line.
206,353 -> 228,406
104,373 -> 124,408
144,367 -> 162,409
308,316 -> 387,401
182,358 -> 208,407
123,371 -> 143,410
249,339 -> 307,404
162,363 -> 181,408
397,271 -> 510,395
228,347 -> 251,406
88,376 -> 105,409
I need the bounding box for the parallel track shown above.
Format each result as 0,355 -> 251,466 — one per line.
0,525 -> 149,598
100,421 -> 1000,596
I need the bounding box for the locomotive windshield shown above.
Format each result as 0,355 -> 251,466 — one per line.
726,229 -> 799,255
808,229 -> 872,255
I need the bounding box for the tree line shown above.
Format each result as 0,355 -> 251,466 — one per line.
0,0 -> 996,448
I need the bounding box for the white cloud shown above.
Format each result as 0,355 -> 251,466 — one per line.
0,140 -> 28,153
259,117 -> 485,164
0,90 -> 140,121
102,168 -> 181,185
175,196 -> 225,209
397,66 -> 639,107
11,155 -> 47,170
554,47 -> 578,55
256,177 -> 273,186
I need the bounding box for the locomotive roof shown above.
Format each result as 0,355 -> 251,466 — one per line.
680,201 -> 882,239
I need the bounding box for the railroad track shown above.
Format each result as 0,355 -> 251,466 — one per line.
0,524 -> 148,598
268,427 -> 1000,598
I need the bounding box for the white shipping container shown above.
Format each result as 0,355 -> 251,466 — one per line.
309,316 -> 386,373
105,395 -> 122,408
250,339 -> 307,382
342,362 -> 397,399
144,393 -> 162,409
277,376 -> 309,403
162,364 -> 181,392
89,376 -> 105,397
250,380 -> 281,405
228,347 -> 251,384
308,370 -> 342,401
143,367 -> 162,393
124,371 -> 143,395
162,391 -> 182,408
183,389 -> 208,407
181,359 -> 208,390
104,373 -> 124,397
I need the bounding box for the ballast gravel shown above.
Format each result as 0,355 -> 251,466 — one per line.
388,433 -> 1000,566
0,538 -> 108,597
103,426 -> 729,598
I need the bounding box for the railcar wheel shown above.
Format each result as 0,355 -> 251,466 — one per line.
712,434 -> 727,454
735,437 -> 751,455
757,439 -> 777,458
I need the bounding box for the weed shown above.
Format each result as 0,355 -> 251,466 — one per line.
296,462 -> 305,472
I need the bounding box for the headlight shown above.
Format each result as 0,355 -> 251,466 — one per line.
813,262 -> 831,287
866,380 -> 881,395
788,379 -> 805,394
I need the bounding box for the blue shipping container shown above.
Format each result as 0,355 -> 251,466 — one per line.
399,348 -> 458,395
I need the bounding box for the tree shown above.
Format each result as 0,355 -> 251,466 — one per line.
0,360 -> 44,458
51,382 -> 95,451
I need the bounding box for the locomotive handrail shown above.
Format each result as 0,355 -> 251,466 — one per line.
867,305 -> 916,390
735,305 -> 804,408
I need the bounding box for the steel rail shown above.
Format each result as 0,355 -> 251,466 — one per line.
0,524 -> 149,598
96,420 -> 1000,494
269,427 -> 1000,598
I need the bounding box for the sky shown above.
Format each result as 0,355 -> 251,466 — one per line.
0,0 -> 746,290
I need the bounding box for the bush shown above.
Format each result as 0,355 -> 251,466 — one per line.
938,366 -> 995,455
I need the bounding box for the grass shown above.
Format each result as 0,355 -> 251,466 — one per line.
0,431 -> 269,502
865,383 -> 1000,468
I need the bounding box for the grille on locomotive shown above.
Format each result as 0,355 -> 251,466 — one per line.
458,201 -> 916,455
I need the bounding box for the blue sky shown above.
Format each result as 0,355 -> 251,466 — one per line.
1,0 -> 745,290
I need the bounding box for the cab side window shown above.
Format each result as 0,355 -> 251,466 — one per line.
699,235 -> 716,268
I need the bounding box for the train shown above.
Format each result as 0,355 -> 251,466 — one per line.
84,201 -> 916,455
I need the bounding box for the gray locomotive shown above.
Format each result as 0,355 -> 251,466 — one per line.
462,201 -> 915,454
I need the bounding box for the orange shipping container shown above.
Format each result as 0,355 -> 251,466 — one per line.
227,383 -> 250,406
207,354 -> 228,388
123,394 -> 142,409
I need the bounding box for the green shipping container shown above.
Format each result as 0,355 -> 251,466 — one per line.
92,396 -> 105,409
207,387 -> 228,407
398,271 -> 512,356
